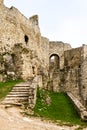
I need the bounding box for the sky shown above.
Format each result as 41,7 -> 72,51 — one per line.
4,0 -> 87,48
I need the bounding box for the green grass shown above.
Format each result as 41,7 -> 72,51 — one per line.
0,81 -> 86,127
34,88 -> 87,126
0,80 -> 22,100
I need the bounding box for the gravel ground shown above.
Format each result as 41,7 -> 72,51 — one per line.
0,106 -> 86,130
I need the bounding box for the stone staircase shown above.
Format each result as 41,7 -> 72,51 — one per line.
1,82 -> 31,106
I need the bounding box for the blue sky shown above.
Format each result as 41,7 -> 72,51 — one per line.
4,0 -> 87,48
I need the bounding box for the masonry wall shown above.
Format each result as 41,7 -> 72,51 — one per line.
63,47 -> 85,102
41,37 -> 49,74
0,0 -> 87,109
0,2 -> 49,81
81,57 -> 87,107
82,44 -> 87,60
64,47 -> 83,68
49,41 -> 71,69
81,45 -> 87,103
48,41 -> 71,92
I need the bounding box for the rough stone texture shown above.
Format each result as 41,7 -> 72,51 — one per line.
1,77 -> 37,109
48,69 -> 60,92
0,0 -> 87,116
81,57 -> 87,107
0,2 -> 44,81
64,47 -> 83,68
63,46 -> 87,107
48,43 -> 87,113
67,92 -> 87,121
28,77 -> 37,108
0,2 -> 71,83
83,44 -> 87,59
49,41 -> 71,69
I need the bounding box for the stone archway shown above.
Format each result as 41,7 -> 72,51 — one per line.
49,54 -> 60,70
48,54 -> 60,92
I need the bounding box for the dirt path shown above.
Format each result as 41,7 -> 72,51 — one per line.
0,106 -> 86,130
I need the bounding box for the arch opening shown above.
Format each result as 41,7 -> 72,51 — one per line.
49,54 -> 60,70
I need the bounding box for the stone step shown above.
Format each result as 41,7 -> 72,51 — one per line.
3,97 -> 28,101
1,102 -> 22,107
12,85 -> 30,88
1,100 -> 27,105
11,89 -> 29,92
9,91 -> 29,95
12,86 -> 29,91
6,95 -> 29,98
14,82 -> 31,87
2,99 -> 28,104
14,85 -> 30,87
1,82 -> 32,106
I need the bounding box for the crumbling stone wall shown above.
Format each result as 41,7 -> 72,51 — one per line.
64,47 -> 83,68
81,57 -> 87,107
0,0 -> 87,109
0,0 -> 72,84
81,44 -> 87,106
49,41 -> 71,69
28,77 -> 37,108
82,44 -> 87,59
41,37 -> 49,71
48,42 -> 71,92
49,44 -> 87,108
0,1 -> 48,81
63,46 -> 87,106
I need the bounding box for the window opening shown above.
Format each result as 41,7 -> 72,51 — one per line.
24,35 -> 29,44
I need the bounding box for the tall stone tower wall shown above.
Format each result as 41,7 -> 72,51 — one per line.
0,1 -> 48,81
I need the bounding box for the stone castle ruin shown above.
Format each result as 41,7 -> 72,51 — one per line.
0,0 -> 87,120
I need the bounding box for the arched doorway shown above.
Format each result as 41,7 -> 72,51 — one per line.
49,54 -> 60,70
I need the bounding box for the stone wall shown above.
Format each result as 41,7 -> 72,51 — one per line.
63,68 -> 81,99
64,47 -> 83,69
0,0 -> 87,109
49,41 -> 71,69
0,1 -> 48,81
28,77 -> 37,108
82,44 -> 87,59
0,1 -> 72,83
67,92 -> 87,121
63,48 -> 82,100
48,42 -> 71,92
81,57 -> 87,107
63,46 -> 87,106
51,70 -> 60,92
41,37 -> 49,71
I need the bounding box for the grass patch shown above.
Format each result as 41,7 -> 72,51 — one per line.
34,88 -> 87,126
0,80 -> 22,100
